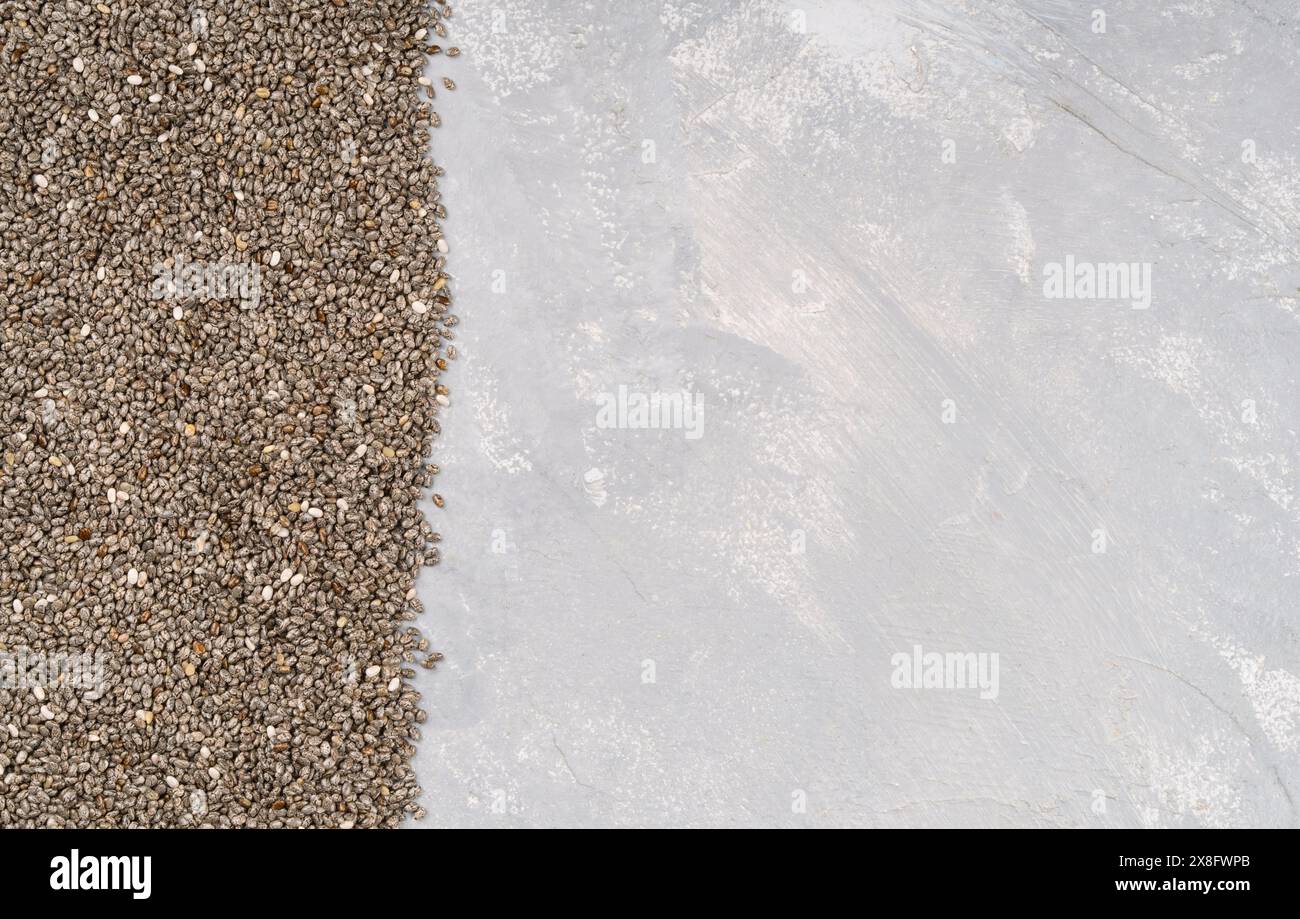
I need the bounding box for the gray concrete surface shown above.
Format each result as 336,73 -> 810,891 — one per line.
411,0 -> 1300,827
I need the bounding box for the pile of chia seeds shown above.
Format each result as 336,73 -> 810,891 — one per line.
0,0 -> 456,827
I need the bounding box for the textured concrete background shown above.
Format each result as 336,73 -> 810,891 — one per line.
410,0 -> 1300,827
